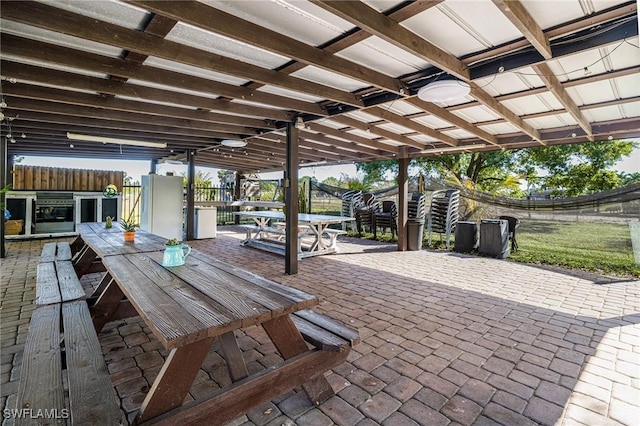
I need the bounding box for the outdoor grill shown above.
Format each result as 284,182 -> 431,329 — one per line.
34,192 -> 75,234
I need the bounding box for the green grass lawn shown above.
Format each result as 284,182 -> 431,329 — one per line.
350,219 -> 640,278
509,220 -> 639,278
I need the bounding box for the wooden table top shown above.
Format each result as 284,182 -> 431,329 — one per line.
76,222 -> 167,256
77,224 -> 318,349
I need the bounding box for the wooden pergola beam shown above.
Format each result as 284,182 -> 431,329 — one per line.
532,62 -> 594,141
1,1 -> 363,107
311,1 -> 469,81
367,106 -> 459,147
492,0 -> 552,60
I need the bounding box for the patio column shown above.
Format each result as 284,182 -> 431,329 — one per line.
233,173 -> 241,225
397,148 -> 409,252
1,136 -> 6,258
285,120 -> 299,275
150,159 -> 158,174
185,150 -> 195,241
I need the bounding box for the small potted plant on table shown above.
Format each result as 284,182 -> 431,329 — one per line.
121,219 -> 138,242
105,216 -> 113,229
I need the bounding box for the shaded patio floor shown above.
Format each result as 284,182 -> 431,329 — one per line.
1,226 -> 639,425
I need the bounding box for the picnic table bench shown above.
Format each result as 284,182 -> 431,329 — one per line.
235,211 -> 352,259
16,241 -> 122,425
68,223 -> 359,425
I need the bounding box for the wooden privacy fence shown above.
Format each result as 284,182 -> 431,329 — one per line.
12,166 -> 124,192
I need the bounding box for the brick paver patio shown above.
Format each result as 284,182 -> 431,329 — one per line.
1,227 -> 639,425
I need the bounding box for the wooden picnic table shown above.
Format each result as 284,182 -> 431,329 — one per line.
235,211 -> 354,259
73,223 -> 358,425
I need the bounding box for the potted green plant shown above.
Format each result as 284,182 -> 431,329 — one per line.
121,219 -> 138,242
105,216 -> 113,229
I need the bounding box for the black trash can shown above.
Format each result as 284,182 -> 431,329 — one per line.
479,219 -> 510,258
407,219 -> 425,251
454,221 -> 478,253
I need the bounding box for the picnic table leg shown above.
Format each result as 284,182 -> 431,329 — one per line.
219,331 -> 249,382
262,315 -> 335,404
135,337 -> 215,424
90,278 -> 125,332
73,245 -> 98,277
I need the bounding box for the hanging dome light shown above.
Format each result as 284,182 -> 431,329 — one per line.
417,79 -> 470,103
221,139 -> 247,148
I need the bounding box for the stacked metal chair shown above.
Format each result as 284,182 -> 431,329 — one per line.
408,192 -> 427,221
355,193 -> 377,235
373,200 -> 398,239
341,190 -> 362,232
427,189 -> 460,249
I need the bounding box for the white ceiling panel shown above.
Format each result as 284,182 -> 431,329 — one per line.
256,85 -> 325,103
37,0 -> 147,29
315,119 -> 348,130
291,66 -> 369,92
442,129 -> 476,139
166,22 -> 291,70
378,122 -> 416,134
143,57 -> 250,86
116,95 -> 199,110
412,115 -> 454,129
479,68 -> 543,97
569,80 -> 617,105
126,79 -> 221,100
230,99 -> 287,111
622,102 -> 640,118
3,56 -> 109,79
401,8 -> 485,56
583,105 -> 629,122
200,0 -> 353,46
612,74 -> 640,98
526,113 -> 577,130
479,122 -> 522,135
362,1 -> 405,14
0,20 -> 123,57
521,0 -> 587,30
451,105 -> 503,123
502,93 -> 564,116
436,1 -> 522,47
409,134 -> 440,144
379,101 -> 424,116
344,110 -> 386,124
336,36 -> 432,77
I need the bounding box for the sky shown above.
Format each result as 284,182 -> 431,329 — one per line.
14,144 -> 639,186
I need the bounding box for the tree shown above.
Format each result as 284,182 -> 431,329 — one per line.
519,140 -> 637,196
356,139 -> 638,197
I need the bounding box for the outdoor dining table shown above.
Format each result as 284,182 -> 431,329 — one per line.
72,223 -> 354,425
234,211 -> 354,258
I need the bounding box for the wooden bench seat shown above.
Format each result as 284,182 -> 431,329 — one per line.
36,260 -> 86,307
40,241 -> 73,262
292,309 -> 360,352
18,245 -> 121,424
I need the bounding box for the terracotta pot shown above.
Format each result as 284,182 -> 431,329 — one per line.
124,231 -> 136,242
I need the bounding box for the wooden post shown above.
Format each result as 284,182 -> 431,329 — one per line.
1,136 -> 6,258
150,159 -> 158,175
233,172 -> 241,225
397,148 -> 409,252
185,150 -> 195,241
285,121 -> 299,275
